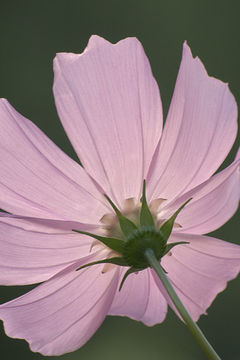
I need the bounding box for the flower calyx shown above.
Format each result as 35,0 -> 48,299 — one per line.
73,181 -> 191,290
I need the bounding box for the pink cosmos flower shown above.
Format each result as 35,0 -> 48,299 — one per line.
0,36 -> 239,356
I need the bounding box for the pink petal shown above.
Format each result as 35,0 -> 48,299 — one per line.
0,219 -> 98,285
0,99 -> 107,223
0,256 -> 119,356
153,233 -> 240,321
53,35 -> 163,205
166,153 -> 240,234
235,147 -> 240,161
0,212 -> 97,233
148,42 -> 237,201
109,268 -> 167,326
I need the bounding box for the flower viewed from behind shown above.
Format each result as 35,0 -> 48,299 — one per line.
0,35 -> 239,356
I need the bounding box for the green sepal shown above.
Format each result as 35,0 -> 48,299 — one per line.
140,180 -> 155,228
76,257 -> 128,271
159,199 -> 192,242
119,266 -> 142,291
73,230 -> 125,254
104,194 -> 137,238
163,241 -> 189,256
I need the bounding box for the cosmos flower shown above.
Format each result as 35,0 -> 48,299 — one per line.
0,36 -> 239,356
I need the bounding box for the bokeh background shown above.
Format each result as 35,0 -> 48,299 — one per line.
0,1 -> 239,359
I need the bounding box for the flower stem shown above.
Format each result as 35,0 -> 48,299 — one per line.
144,248 -> 221,360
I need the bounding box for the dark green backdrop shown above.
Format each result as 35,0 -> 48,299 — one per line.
0,1 -> 239,359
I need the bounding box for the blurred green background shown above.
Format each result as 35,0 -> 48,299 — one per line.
0,0 -> 239,359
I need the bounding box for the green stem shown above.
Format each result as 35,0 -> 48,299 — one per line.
144,248 -> 221,360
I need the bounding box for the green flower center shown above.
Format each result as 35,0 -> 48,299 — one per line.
123,227 -> 166,268
73,181 -> 190,290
